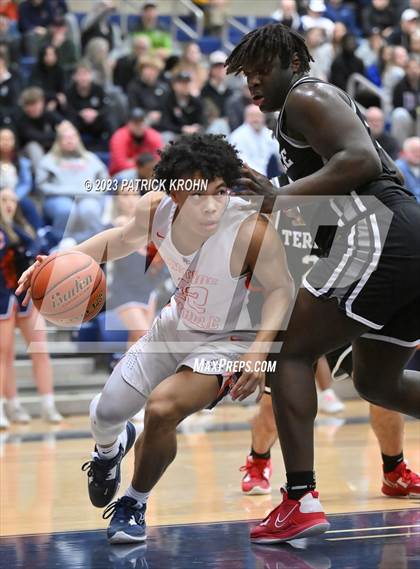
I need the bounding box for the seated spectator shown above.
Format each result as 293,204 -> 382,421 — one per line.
109,108 -> 163,176
113,35 -> 152,91
331,21 -> 347,54
0,186 -> 62,428
388,8 -> 419,50
365,106 -> 400,160
158,72 -> 204,141
0,17 -> 20,67
0,126 -> 47,241
0,128 -> 32,200
29,44 -> 66,112
391,57 -> 420,146
361,0 -> 395,38
171,41 -> 208,97
325,0 -> 360,36
382,45 -> 409,101
15,87 -> 62,165
305,27 -> 334,80
396,137 -> 420,202
81,0 -> 120,51
271,0 -> 302,31
18,0 -> 54,56
112,151 -> 158,184
201,51 -> 232,116
0,1 -> 17,21
43,14 -> 78,71
408,27 -> 420,56
225,79 -> 253,131
36,121 -> 108,244
130,1 -> 172,57
229,105 -> 279,176
329,33 -> 365,91
302,1 -> 335,39
355,28 -> 384,69
66,60 -> 113,150
0,52 -> 19,128
127,56 -> 168,128
204,99 -> 230,136
85,36 -> 113,87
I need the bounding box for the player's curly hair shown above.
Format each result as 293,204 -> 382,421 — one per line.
154,133 -> 243,192
225,23 -> 313,76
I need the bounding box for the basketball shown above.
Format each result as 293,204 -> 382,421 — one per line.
30,251 -> 106,327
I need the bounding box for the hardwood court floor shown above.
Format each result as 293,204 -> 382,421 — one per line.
1,400 -> 419,537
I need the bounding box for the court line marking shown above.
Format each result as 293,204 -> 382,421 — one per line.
326,524 -> 420,534
327,531 -> 420,541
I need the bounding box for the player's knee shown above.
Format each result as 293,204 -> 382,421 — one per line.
92,394 -> 124,429
144,398 -> 183,431
353,372 -> 381,404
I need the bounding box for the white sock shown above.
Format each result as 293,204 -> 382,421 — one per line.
97,427 -> 128,459
41,393 -> 55,408
124,484 -> 150,507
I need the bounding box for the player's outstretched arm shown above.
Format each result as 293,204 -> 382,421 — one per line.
230,215 -> 295,402
16,192 -> 164,301
71,191 -> 163,263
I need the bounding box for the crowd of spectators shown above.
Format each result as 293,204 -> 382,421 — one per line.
0,0 -> 418,267
0,0 -> 418,425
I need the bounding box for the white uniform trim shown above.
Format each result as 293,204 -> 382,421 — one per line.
361,333 -> 420,348
345,214 -> 382,327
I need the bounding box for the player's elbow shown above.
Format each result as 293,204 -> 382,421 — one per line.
346,148 -> 382,183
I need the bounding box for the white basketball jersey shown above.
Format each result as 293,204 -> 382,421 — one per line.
151,195 -> 255,333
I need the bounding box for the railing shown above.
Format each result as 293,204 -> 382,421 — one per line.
222,17 -> 251,52
347,73 -> 391,116
171,0 -> 204,41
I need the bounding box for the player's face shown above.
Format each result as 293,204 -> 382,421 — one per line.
243,56 -> 298,112
172,176 -> 230,238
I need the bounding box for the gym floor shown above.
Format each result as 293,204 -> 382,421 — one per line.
1,401 -> 419,568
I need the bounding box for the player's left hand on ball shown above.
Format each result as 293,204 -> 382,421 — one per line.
230,355 -> 265,403
234,165 -> 278,213
16,254 -> 47,305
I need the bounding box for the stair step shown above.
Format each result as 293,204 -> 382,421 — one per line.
16,371 -> 108,392
14,357 -> 96,380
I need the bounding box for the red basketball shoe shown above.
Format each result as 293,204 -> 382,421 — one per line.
382,461 -> 420,497
250,488 -> 330,543
240,455 -> 272,495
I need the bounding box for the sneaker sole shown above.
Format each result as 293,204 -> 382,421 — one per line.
108,531 -> 147,545
242,486 -> 272,495
251,521 -> 331,543
382,490 -> 420,498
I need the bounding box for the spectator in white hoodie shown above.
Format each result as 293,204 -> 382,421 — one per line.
36,121 -> 108,245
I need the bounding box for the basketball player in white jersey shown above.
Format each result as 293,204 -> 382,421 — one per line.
17,134 -> 294,544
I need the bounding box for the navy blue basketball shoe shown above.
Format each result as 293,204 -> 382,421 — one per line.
104,496 -> 147,544
81,421 -> 136,508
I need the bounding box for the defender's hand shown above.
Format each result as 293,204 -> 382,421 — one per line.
234,165 -> 279,213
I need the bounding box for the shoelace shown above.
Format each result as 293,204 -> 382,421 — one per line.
102,498 -> 145,522
239,460 -> 269,479
81,451 -> 121,484
400,464 -> 420,483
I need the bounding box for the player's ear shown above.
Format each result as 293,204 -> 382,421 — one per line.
291,53 -> 300,73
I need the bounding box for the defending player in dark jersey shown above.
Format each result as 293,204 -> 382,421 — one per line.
226,23 -> 420,543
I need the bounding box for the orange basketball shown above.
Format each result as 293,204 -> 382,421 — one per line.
30,251 -> 106,327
